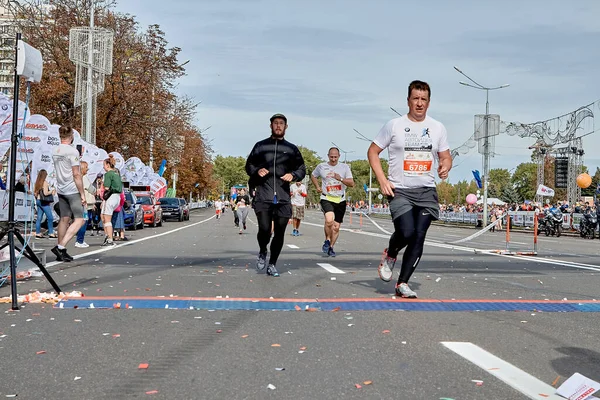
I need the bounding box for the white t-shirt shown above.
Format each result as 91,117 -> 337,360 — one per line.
312,162 -> 353,203
373,115 -> 449,189
290,183 -> 307,206
215,200 -> 222,209
52,143 -> 80,195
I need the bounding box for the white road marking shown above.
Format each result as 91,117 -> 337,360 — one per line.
441,342 -> 562,400
287,244 -> 300,249
317,263 -> 346,274
45,214 -> 216,267
301,219 -> 600,272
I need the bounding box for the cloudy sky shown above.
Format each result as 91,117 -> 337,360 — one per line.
117,0 -> 600,183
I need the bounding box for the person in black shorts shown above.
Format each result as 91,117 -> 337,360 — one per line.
311,147 -> 354,257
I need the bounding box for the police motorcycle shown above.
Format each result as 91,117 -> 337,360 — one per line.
579,210 -> 598,239
543,205 -> 563,237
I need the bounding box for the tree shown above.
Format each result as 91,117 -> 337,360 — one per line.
436,181 -> 455,204
501,185 -> 521,204
581,167 -> 600,197
12,0 -> 214,197
488,168 -> 512,198
512,162 -> 537,201
212,156 -> 248,198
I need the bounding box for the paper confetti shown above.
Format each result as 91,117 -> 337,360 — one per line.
139,363 -> 149,369
271,344 -> 281,347
145,390 -> 159,395
267,384 -> 276,390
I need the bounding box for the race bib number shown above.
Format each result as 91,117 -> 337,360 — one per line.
326,184 -> 342,193
403,151 -> 433,176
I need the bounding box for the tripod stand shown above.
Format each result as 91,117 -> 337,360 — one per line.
4,33 -> 62,310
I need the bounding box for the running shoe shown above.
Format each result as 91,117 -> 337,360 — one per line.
243,223 -> 247,230
328,247 -> 336,257
60,248 -> 74,262
51,246 -> 63,261
266,264 -> 280,277
75,242 -> 89,248
395,282 -> 417,298
377,248 -> 396,282
322,239 -> 331,254
256,252 -> 267,271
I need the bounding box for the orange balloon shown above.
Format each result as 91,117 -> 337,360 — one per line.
576,173 -> 592,189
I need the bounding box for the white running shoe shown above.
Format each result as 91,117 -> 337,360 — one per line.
75,242 -> 90,248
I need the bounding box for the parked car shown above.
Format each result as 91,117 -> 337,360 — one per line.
136,194 -> 163,227
178,198 -> 190,221
158,197 -> 184,221
123,190 -> 144,230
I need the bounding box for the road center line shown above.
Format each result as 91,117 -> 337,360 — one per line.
45,213 -> 216,268
441,341 -> 562,400
317,263 -> 345,274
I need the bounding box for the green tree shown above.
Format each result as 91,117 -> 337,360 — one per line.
581,167 -> 600,197
488,168 -> 512,198
436,181 -> 455,204
512,162 -> 537,201
212,156 -> 247,198
298,146 -> 323,205
501,185 -> 521,204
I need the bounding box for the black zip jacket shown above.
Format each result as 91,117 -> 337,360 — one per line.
245,137 -> 306,205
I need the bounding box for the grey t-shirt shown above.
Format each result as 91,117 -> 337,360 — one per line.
52,143 -> 80,195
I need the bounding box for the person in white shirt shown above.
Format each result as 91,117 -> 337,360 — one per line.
311,147 -> 354,257
215,199 -> 223,219
290,181 -> 307,236
50,125 -> 87,262
368,80 -> 452,298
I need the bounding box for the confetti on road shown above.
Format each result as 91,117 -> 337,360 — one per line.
112,334 -> 120,338
267,384 -> 276,390
332,307 -> 341,312
435,277 -> 442,282
216,330 -> 222,333
241,335 -> 249,338
354,384 -> 362,389
363,380 -> 372,385
382,330 -> 390,334
271,344 -> 281,347
551,375 -> 561,387
36,350 -> 46,355
275,368 -> 285,371
139,363 -> 149,369
145,390 -> 159,395
471,380 -> 483,386
294,305 -> 301,311
74,376 -> 81,381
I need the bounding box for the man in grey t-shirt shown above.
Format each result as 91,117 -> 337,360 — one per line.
50,125 -> 87,262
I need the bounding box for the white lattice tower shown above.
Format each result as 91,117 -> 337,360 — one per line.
69,16 -> 114,144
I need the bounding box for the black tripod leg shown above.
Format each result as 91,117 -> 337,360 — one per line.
14,230 -> 62,294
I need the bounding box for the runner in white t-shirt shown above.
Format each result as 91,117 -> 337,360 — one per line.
290,181 -> 307,236
215,199 -> 223,219
311,147 -> 354,257
368,80 -> 452,298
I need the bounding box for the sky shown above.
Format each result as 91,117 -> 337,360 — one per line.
116,0 -> 600,183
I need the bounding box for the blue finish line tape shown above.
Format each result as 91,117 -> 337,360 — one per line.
56,297 -> 600,312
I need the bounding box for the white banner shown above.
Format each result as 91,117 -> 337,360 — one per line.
0,190 -> 34,222
23,114 -> 51,187
536,184 -> 555,197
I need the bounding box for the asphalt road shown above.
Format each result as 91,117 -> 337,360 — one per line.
1,207 -> 599,399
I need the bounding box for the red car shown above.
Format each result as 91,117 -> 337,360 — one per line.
135,193 -> 163,227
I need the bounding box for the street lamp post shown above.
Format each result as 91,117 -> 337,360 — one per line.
354,129 -> 375,213
454,66 -> 509,228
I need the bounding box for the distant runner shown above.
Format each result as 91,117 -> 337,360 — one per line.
311,147 -> 354,257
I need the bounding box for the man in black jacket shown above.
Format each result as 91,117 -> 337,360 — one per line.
245,114 -> 306,277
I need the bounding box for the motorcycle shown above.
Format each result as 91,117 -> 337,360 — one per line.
544,209 -> 563,237
579,211 -> 598,239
